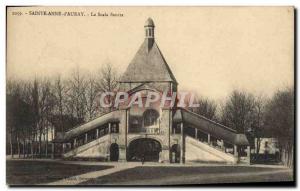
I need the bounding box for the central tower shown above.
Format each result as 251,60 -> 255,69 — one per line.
118,18 -> 178,163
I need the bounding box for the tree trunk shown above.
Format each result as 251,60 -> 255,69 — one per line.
23,139 -> 26,158
25,129 -> 29,158
31,133 -> 34,158
281,145 -> 293,168
31,140 -> 33,159
10,131 -> 14,158
25,142 -> 28,158
45,127 -> 48,158
39,132 -> 42,158
17,136 -> 20,158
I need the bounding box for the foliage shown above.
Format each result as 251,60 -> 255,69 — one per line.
190,96 -> 217,121
220,90 -> 256,133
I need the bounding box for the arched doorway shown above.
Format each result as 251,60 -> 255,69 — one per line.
110,143 -> 119,161
171,144 -> 180,163
127,138 -> 162,162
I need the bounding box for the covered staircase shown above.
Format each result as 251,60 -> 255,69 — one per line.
173,108 -> 250,164
52,110 -> 122,160
53,108 -> 250,164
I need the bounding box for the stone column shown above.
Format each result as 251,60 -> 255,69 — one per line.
234,145 -> 238,164
85,133 -> 88,143
73,138 -> 77,148
195,128 -> 198,140
207,134 -> 211,144
96,129 -> 99,138
246,146 -> 251,164
108,123 -> 111,133
234,145 -> 238,156
180,122 -> 185,164
220,140 -> 225,151
161,146 -> 170,163
106,147 -> 110,162
118,145 -> 127,162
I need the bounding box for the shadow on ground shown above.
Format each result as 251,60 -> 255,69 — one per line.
6,160 -> 113,185
79,166 -> 293,185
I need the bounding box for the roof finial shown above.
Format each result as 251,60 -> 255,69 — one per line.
144,18 -> 155,39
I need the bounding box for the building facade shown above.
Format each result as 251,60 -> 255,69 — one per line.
53,18 -> 250,164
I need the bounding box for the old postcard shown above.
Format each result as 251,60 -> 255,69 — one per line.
6,6 -> 294,186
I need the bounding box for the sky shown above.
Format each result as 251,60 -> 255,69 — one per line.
7,6 -> 294,100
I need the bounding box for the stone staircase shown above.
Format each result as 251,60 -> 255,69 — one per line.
185,136 -> 237,164
63,134 -> 111,160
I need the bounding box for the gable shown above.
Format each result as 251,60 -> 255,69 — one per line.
120,40 -> 177,84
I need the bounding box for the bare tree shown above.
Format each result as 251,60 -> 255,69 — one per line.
96,63 -> 119,113
66,68 -> 87,122
25,78 -> 56,158
6,79 -> 35,158
53,75 -> 68,132
6,79 -> 19,158
220,90 -> 256,133
40,79 -> 56,157
21,81 -> 37,158
264,87 -> 294,167
190,96 -> 217,120
252,96 -> 267,155
85,74 -> 98,120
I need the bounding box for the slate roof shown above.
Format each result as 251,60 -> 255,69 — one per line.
120,39 -> 177,84
53,110 -> 121,142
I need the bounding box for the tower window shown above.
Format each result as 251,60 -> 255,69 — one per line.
143,109 -> 159,127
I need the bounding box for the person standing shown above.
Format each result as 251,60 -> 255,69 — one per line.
141,153 -> 145,165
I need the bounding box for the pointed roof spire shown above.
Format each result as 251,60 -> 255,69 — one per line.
144,17 -> 155,27
144,18 -> 155,40
120,18 -> 177,84
144,18 -> 155,51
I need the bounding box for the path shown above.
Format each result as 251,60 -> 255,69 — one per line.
45,162 -> 138,185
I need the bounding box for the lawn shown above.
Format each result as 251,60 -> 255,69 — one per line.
6,160 -> 113,185
80,165 -> 294,185
6,160 -> 294,186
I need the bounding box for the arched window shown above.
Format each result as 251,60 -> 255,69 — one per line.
143,109 -> 159,127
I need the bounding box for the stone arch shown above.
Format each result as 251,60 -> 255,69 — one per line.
128,135 -> 164,147
128,87 -> 160,97
127,138 -> 162,162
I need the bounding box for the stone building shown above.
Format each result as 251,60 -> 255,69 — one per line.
53,18 -> 250,164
